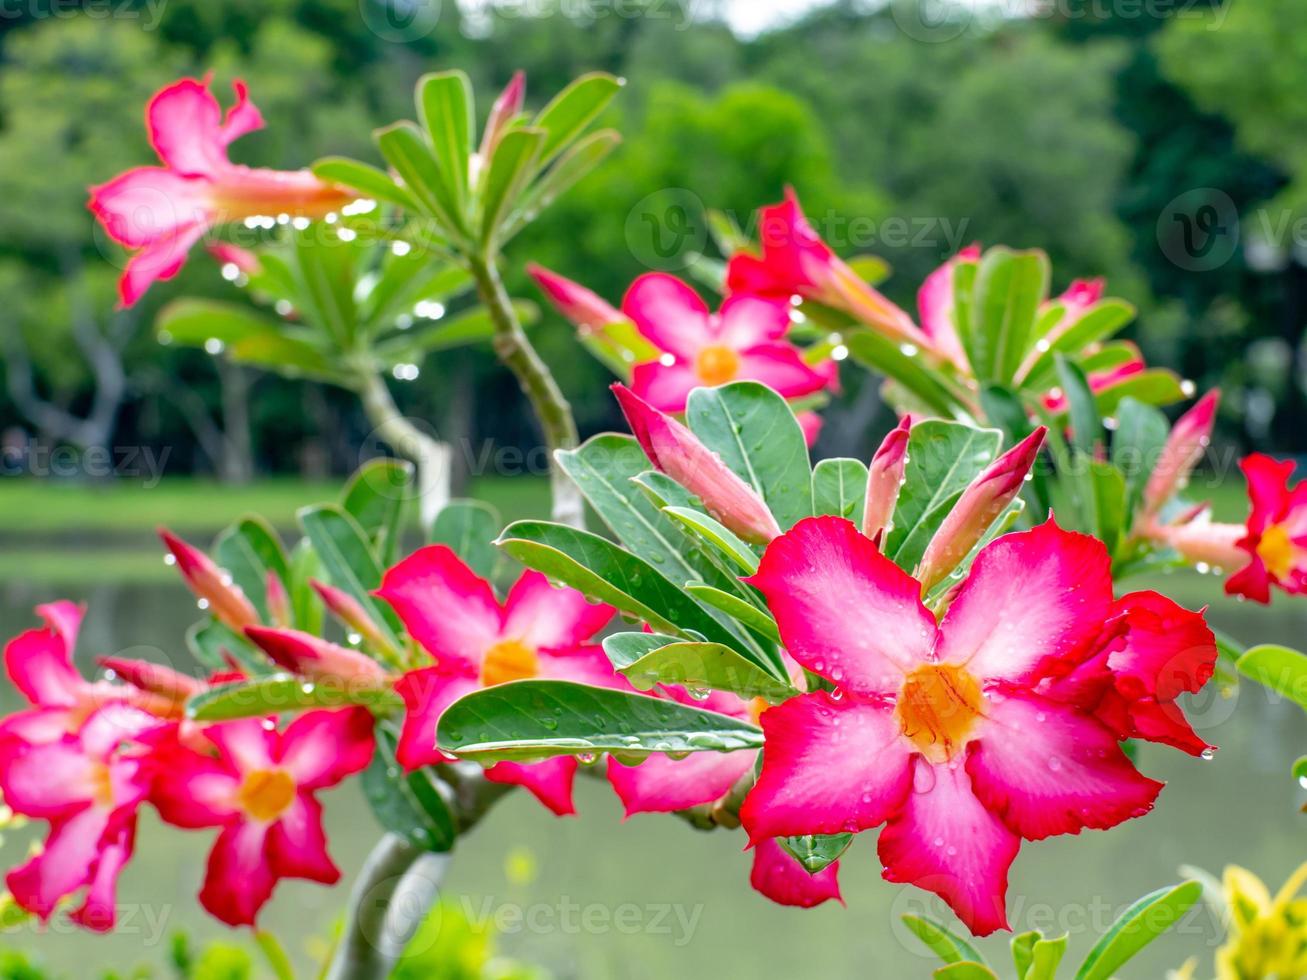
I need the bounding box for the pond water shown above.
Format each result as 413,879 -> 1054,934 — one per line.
0,575 -> 1303,979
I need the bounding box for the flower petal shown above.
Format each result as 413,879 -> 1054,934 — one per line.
87,167 -> 212,248
394,668 -> 480,771
966,693 -> 1163,841
7,807 -> 110,921
268,794 -> 339,884
733,344 -> 831,399
118,221 -> 209,308
608,749 -> 756,816
629,358 -> 702,413
67,818 -> 135,932
877,760 -> 1019,937
936,520 -> 1114,685
277,707 -> 375,790
4,602 -> 86,708
220,80 -> 265,146
376,545 -> 502,672
148,748 -> 241,828
199,820 -> 276,927
486,758 -> 578,816
716,294 -> 794,348
501,571 -> 614,652
1109,592 -> 1216,702
0,741 -> 96,817
538,645 -> 624,689
622,273 -> 711,359
739,692 -> 912,843
748,517 -> 936,695
205,717 -> 277,774
147,77 -> 230,176
749,838 -> 843,909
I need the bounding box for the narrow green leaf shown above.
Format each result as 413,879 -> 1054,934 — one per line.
1089,460 -> 1128,554
1236,645 -> 1307,711
362,727 -> 457,852
213,516 -> 289,622
377,302 -> 535,362
1027,935 -> 1068,980
156,299 -> 285,349
1094,369 -> 1187,415
298,504 -> 403,645
779,834 -> 852,874
312,156 -> 418,212
533,73 -> 622,166
417,70 -> 473,208
812,458 -> 869,525
1113,397 -> 1170,518
187,619 -> 273,676
686,381 -> 813,532
602,633 -> 794,699
342,458 -> 413,566
364,255 -> 472,334
684,583 -> 783,646
286,537 -> 323,635
661,506 -> 760,575
1021,299 -> 1136,390
934,964 -> 999,980
481,127 -> 545,241
1055,355 -> 1102,457
1075,881 -> 1203,980
844,330 -> 963,417
186,674 -> 401,721
507,128 -> 620,237
375,122 -> 462,235
436,679 -> 763,762
902,914 -> 989,966
1011,931 -> 1039,979
966,247 -> 1050,384
430,500 -> 502,581
254,931 -> 295,980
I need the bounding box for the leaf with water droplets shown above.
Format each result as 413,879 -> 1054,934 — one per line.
780,833 -> 853,874
186,674 -> 401,721
361,726 -> 456,852
602,632 -> 794,699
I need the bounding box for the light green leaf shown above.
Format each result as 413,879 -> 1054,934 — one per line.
298,504 -> 403,646
1022,299 -> 1136,390
187,619 -> 272,676
481,127 -> 545,241
533,72 -> 623,166
602,633 -> 794,698
287,537 -> 323,636
375,122 -> 462,236
934,965 -> 999,980
1113,397 -> 1171,518
311,156 -> 418,212
1055,355 -> 1102,457
966,247 -> 1050,383
254,931 -> 295,980
1028,935 -> 1068,980
156,299 -> 285,349
213,516 -> 289,622
684,583 -> 782,646
902,914 -> 988,966
1094,369 -> 1188,415
1236,645 -> 1307,711
436,679 -> 763,762
661,506 -> 760,575
1075,880 -> 1203,980
1089,460 -> 1128,554
507,128 -> 621,237
417,70 -> 473,209
779,834 -> 852,874
342,458 -> 412,567
430,500 -> 502,581
844,329 -> 962,417
363,727 -> 457,852
376,303 -> 534,362
812,457 -> 869,525
186,674 -> 400,721
1012,931 -> 1039,979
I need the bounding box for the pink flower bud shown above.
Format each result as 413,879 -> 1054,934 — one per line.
527,263 -> 624,336
863,416 -> 912,542
915,427 -> 1047,591
245,626 -> 390,687
1152,520 -> 1246,572
159,529 -> 259,632
613,383 -> 783,544
1143,389 -> 1220,518
207,243 -> 262,277
265,570 -> 292,628
96,656 -> 202,703
480,70 -> 526,160
310,579 -> 397,657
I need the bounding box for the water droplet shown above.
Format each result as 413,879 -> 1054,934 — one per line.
1200,747 -> 1216,761
197,598 -> 210,611
686,687 -> 711,702
163,553 -> 177,566
577,752 -> 598,766
829,687 -> 845,702
1047,757 -> 1062,772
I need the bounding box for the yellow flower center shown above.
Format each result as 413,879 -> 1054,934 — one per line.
90,763 -> 115,808
481,639 -> 539,688
694,345 -> 741,386
1257,523 -> 1299,580
895,663 -> 986,764
237,769 -> 296,823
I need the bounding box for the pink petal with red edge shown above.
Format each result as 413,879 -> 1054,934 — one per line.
205,717 -> 276,774
0,708 -> 76,746
1226,558 -> 1272,604
1127,698 -> 1212,756
725,252 -> 791,299
937,520 -> 1114,685
268,794 -> 339,884
608,748 -> 756,815
916,246 -> 978,369
622,273 -> 712,359
394,668 -> 480,770
967,692 -> 1163,841
220,80 -> 265,146
734,344 -> 832,399
376,545 -> 502,671
277,707 -> 375,790
740,692 -> 912,843
538,645 -> 624,689
716,294 -> 794,349
487,757 -> 578,816
1,741 -> 98,817
87,167 -> 212,248
1109,592 -> 1216,701
747,517 -> 936,695
199,820 -> 276,927
4,626 -> 82,709
118,221 -> 210,308
68,818 -> 135,932
501,571 -> 614,652
1242,454 -> 1294,530
629,359 -> 701,413
750,838 -> 843,909
147,77 -> 231,177
36,601 -> 83,648
148,749 -> 240,828
7,807 -> 111,920
877,760 -> 1019,937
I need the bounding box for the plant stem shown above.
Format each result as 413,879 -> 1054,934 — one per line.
468,252 -> 584,529
356,370 -> 452,533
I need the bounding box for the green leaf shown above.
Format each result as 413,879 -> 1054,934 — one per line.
1028,935 -> 1068,980
1055,355 -> 1102,457
436,679 -> 763,762
966,247 -> 1050,384
602,633 -> 794,699
1089,460 -> 1128,554
187,619 -> 272,676
375,122 -> 462,236
902,914 -> 988,966
661,506 -> 760,575
342,458 -> 413,566
365,256 -> 473,335
376,302 -> 534,363
844,329 -> 963,417
481,127 -> 545,241
686,381 -> 812,531
533,73 -> 623,167
812,458 -> 868,525
934,965 -> 999,980
298,504 -> 403,646
287,537 -> 323,635
186,674 -> 401,721
1074,880 -> 1203,980
311,156 -> 418,212
1236,645 -> 1307,711
495,521 -> 739,648
430,500 -> 502,581
507,129 -> 621,237
885,420 -> 1003,570
362,727 -> 457,852
417,70 -> 473,209
213,516 -> 289,622
1021,299 -> 1136,390
1012,931 -> 1039,979
254,931 -> 295,980
1094,369 -> 1187,415
229,332 -> 341,383
156,299 -> 285,349
1293,755 -> 1307,787
684,583 -> 783,646
778,833 -> 852,874
1113,397 -> 1170,518
292,224 -> 360,345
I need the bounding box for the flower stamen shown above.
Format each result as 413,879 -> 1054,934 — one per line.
895,662 -> 985,764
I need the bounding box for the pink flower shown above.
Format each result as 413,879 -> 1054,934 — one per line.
375,547 -> 618,815
623,273 -> 830,412
917,245 -> 980,370
725,189 -> 927,352
527,263 -> 625,336
1143,390 -> 1221,518
1225,454 -> 1307,603
244,626 -> 391,689
160,529 -> 260,633
613,383 -> 782,544
2,704 -> 158,931
88,77 -> 355,307
749,838 -> 844,909
149,709 -> 374,927
311,579 -> 399,658
739,517 -> 1205,935
480,71 -> 526,160
863,416 -> 913,542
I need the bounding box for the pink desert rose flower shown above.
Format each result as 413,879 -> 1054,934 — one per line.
88,76 -> 355,307
2,704 -> 158,931
1143,390 -> 1221,519
862,416 -> 912,543
375,547 -> 618,816
613,383 -> 783,544
739,516 -> 1211,935
725,189 -> 928,353
149,709 -> 375,927
623,272 -> 831,413
1225,455 -> 1307,603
